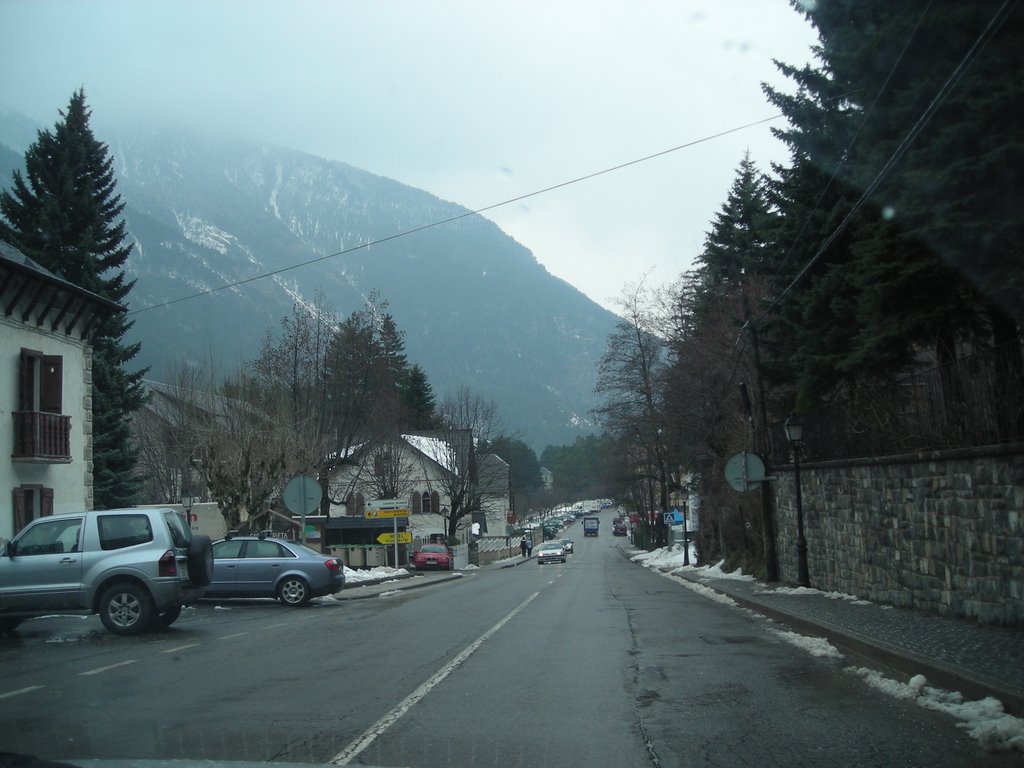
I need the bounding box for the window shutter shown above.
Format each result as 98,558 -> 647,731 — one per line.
41,487 -> 54,517
12,488 -> 25,533
40,355 -> 63,414
19,348 -> 41,411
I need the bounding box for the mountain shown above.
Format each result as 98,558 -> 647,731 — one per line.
0,111 -> 618,452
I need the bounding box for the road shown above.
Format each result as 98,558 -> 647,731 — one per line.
0,518 -> 1016,767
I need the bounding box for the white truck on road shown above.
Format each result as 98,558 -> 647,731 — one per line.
583,517 -> 600,536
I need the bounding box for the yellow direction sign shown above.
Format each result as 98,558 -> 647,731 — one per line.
364,508 -> 409,519
377,531 -> 413,545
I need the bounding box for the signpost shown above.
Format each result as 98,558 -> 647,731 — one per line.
377,531 -> 413,545
365,499 -> 409,566
282,475 -> 322,545
364,508 -> 409,519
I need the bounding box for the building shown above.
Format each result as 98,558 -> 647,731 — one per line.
324,430 -> 512,547
0,239 -> 122,543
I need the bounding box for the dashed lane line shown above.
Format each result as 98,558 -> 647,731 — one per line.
80,660 -> 138,676
0,685 -> 43,700
161,643 -> 202,654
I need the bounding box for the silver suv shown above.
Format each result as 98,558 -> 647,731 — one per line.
0,507 -> 213,636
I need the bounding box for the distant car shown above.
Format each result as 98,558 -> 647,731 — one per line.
560,538 -> 574,554
205,535 -> 345,606
536,541 -> 567,564
410,544 -> 455,571
612,522 -> 628,536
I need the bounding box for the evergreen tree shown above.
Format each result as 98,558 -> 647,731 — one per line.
399,364 -> 438,429
762,0 -> 1022,406
0,89 -> 147,508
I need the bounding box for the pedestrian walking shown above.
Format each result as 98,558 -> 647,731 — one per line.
520,535 -> 528,558
526,537 -> 533,557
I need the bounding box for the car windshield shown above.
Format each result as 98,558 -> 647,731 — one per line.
5,2 -> 1018,765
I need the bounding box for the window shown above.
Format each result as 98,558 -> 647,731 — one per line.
19,348 -> 63,413
12,485 -> 54,535
13,517 -> 82,556
98,514 -> 153,550
213,539 -> 244,559
421,491 -> 432,515
14,348 -> 70,460
245,540 -> 290,558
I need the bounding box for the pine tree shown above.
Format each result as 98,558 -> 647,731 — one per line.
761,0 -> 1023,406
0,89 -> 147,508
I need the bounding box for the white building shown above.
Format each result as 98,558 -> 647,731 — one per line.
0,240 -> 121,543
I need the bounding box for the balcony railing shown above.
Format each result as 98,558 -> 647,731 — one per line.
12,411 -> 72,461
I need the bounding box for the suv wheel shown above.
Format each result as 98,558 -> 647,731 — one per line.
188,535 -> 214,587
278,576 -> 311,606
99,583 -> 155,635
0,618 -> 23,635
155,604 -> 183,630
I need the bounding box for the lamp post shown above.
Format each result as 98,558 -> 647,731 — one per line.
784,415 -> 810,587
681,484 -> 691,566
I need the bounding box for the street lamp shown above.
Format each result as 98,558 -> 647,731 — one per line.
784,415 -> 810,587
681,482 -> 691,567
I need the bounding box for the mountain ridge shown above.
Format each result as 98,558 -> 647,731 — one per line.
0,110 -> 617,451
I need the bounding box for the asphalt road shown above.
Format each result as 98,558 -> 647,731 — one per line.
0,524 -> 1017,767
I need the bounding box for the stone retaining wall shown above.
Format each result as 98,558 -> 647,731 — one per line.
772,444 -> 1024,626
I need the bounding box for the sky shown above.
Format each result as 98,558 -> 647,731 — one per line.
0,1 -> 819,312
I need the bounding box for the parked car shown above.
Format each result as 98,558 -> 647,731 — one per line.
536,540 -> 567,564
0,507 -> 212,636
612,522 -> 628,536
410,544 -> 455,571
561,538 -> 575,554
204,535 -> 345,606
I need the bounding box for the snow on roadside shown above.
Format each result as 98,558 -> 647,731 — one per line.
344,565 -> 410,584
850,669 -> 1024,753
631,547 -> 1024,753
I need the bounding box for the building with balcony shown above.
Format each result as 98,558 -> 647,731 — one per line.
0,239 -> 122,543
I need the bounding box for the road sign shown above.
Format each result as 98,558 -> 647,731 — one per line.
282,475 -> 322,515
724,451 -> 766,492
365,508 -> 409,519
377,531 -> 412,545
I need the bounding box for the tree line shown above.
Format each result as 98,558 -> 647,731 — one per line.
590,0 -> 1023,575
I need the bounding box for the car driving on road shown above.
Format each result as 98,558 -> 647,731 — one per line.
536,540 -> 567,565
204,535 -> 345,606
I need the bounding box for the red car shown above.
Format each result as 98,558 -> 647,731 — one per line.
410,544 -> 455,571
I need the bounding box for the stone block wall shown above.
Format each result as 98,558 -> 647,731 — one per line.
772,444 -> 1024,626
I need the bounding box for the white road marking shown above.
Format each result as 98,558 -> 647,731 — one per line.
161,643 -> 201,654
0,685 -> 43,700
330,591 -> 541,765
80,660 -> 137,676
219,632 -> 248,640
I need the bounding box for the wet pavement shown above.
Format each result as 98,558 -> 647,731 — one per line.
342,552 -> 1024,718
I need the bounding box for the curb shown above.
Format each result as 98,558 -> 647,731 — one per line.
334,572 -> 463,600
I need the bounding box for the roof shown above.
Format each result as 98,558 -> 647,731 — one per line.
0,238 -> 122,339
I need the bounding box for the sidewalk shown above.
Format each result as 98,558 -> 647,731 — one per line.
332,553 -> 537,599
641,555 -> 1024,717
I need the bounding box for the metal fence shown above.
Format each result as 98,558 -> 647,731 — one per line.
771,342 -> 1024,464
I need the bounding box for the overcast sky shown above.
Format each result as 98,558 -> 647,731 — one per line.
1,0 -> 817,312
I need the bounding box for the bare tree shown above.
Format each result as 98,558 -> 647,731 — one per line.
422,387 -> 504,541
188,369 -> 289,532
594,283 -> 671,546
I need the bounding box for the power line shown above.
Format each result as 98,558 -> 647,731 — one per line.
127,114 -> 784,316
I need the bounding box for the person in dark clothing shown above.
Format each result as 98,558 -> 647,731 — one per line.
520,535 -> 528,557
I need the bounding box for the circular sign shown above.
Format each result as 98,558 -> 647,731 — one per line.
723,452 -> 766,492
282,475 -> 322,515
